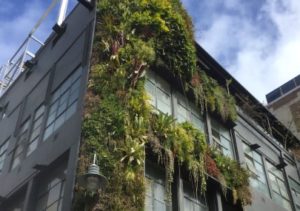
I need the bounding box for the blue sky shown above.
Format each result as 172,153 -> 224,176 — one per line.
181,0 -> 300,103
0,0 -> 299,103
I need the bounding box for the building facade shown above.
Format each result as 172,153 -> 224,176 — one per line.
0,1 -> 299,211
266,75 -> 300,141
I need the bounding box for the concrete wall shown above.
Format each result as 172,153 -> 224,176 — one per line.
0,4 -> 95,211
268,87 -> 300,140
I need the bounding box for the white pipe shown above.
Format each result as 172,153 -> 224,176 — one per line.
57,0 -> 69,26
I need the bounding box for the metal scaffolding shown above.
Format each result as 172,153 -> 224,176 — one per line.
0,0 -> 70,97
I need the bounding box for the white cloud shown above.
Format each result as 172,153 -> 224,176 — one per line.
0,0 -> 77,66
186,0 -> 300,103
0,1 -> 49,65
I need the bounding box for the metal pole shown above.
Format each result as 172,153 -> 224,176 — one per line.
57,0 -> 69,26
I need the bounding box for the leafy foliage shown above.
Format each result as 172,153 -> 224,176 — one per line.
75,0 -> 246,210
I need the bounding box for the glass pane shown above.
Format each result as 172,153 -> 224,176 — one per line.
68,88 -> 79,105
282,199 -> 292,211
157,89 -> 171,114
46,201 -> 58,211
191,113 -> 204,130
54,114 -> 65,131
157,100 -> 171,114
30,127 -> 41,141
253,151 -> 262,163
27,138 -> 39,156
59,79 -> 71,95
33,117 -> 43,130
49,101 -> 59,116
0,160 -> 4,170
71,78 -> 81,92
47,113 -> 56,126
71,67 -> 82,82
35,105 -> 45,118
12,156 -> 21,169
57,101 -> 67,117
184,197 -> 193,211
44,124 -> 54,140
278,180 -> 289,198
47,183 -> 61,206
269,174 -> 280,193
145,79 -> 156,106
154,200 -> 166,211
65,101 -> 77,120
36,194 -> 48,211
154,183 -> 165,200
177,103 -> 189,123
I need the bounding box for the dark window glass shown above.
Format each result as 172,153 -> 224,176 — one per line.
35,163 -> 66,211
266,88 -> 281,103
27,105 -> 45,156
145,164 -> 168,211
183,182 -> 208,211
242,142 -> 269,196
176,93 -> 205,130
145,71 -> 172,115
211,119 -> 234,158
43,67 -> 82,141
0,138 -> 9,173
289,177 -> 300,211
281,80 -> 296,94
266,161 -> 291,211
11,119 -> 30,170
295,75 -> 300,86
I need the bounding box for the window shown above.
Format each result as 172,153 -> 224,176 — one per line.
43,67 -> 82,140
183,182 -> 208,211
27,105 -> 45,156
0,103 -> 8,120
11,119 -> 30,170
242,142 -> 269,196
0,138 -> 9,173
35,164 -> 66,211
176,93 -> 204,130
266,161 -> 292,211
145,71 -> 172,115
289,177 -> 300,211
145,164 -> 168,211
211,119 -> 234,158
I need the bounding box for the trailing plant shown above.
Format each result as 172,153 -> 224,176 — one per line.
74,0 -> 245,210
212,150 -> 252,206
190,70 -> 237,122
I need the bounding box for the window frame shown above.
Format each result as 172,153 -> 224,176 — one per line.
43,66 -> 82,141
145,162 -> 169,211
265,160 -> 292,211
242,141 -> 270,197
182,180 -> 208,211
175,92 -> 205,130
0,137 -> 10,173
145,71 -> 172,115
11,118 -> 31,170
26,104 -> 46,157
210,119 -> 235,158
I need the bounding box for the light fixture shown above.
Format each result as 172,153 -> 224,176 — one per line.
52,23 -> 67,35
78,154 -> 107,194
276,157 -> 287,169
33,164 -> 48,171
249,143 -> 260,151
78,0 -> 95,10
24,59 -> 37,69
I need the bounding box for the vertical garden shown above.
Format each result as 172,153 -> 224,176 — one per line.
74,0 -> 251,210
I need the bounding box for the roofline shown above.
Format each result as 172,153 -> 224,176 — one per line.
195,42 -> 300,148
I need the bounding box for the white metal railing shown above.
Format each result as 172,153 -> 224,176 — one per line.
0,0 -> 70,97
